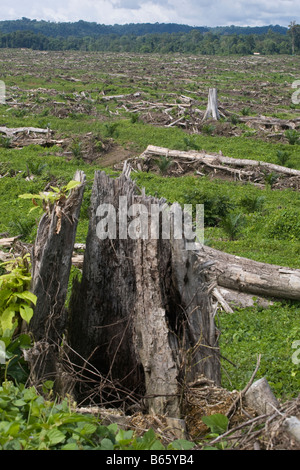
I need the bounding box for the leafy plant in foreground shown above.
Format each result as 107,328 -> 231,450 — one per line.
0,255 -> 36,383
19,179 -> 82,216
0,381 -> 195,450
0,255 -> 36,336
201,413 -> 229,450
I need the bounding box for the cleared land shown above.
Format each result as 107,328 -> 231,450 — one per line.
0,51 -> 300,430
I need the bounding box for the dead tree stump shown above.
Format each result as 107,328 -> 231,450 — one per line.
27,170 -> 86,384
67,167 -> 220,416
203,88 -> 220,121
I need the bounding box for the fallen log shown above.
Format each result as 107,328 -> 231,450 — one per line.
140,145 -> 300,178
0,236 -> 21,247
195,243 -> 300,301
244,377 -> 280,415
0,126 -> 51,137
100,91 -> 141,101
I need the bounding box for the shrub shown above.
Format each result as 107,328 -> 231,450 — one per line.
220,212 -> 246,240
239,194 -> 265,213
103,122 -> 119,138
241,107 -> 251,116
266,208 -> 300,241
285,129 -> 299,145
262,170 -> 279,189
276,150 -> 290,166
8,218 -> 36,241
155,155 -> 173,175
183,190 -> 235,227
183,136 -> 201,151
70,139 -> 83,159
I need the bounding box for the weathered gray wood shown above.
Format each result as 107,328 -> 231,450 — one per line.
203,88 -> 220,121
245,378 -> 279,415
140,145 -> 300,178
29,170 -> 86,343
67,168 -> 219,416
195,244 -> 300,301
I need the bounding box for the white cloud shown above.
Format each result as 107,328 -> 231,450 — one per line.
0,0 -> 299,27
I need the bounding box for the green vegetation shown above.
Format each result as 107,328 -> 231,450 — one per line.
217,302 -> 300,399
132,172 -> 300,268
0,381 -> 195,450
0,19 -> 299,54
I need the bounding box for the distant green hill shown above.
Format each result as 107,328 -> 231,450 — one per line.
0,18 -> 288,38
0,19 -> 296,54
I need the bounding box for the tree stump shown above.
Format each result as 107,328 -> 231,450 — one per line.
27,170 -> 86,385
203,88 -> 220,121
67,166 -> 220,416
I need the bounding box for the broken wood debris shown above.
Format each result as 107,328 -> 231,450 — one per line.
0,126 -> 63,148
118,145 -> 300,191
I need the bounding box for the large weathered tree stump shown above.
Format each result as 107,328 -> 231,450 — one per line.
67,166 -> 220,416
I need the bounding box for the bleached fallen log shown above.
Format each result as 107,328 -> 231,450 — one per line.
218,287 -> 273,309
239,115 -> 299,130
0,236 -> 21,247
0,126 -> 51,137
100,91 -> 141,101
140,145 -> 300,178
196,244 -> 300,301
212,287 -> 234,313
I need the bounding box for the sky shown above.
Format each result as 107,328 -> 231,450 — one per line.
0,0 -> 299,28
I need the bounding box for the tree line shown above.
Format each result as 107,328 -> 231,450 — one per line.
0,20 -> 299,55
0,18 -> 288,38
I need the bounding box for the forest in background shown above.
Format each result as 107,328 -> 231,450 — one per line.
0,18 -> 299,54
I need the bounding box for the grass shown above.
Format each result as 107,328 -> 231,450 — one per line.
132,172 -> 300,268
217,302 -> 300,399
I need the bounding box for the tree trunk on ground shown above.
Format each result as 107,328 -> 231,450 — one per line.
194,243 -> 300,301
203,88 -> 220,121
67,167 -> 220,416
139,145 -> 300,178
